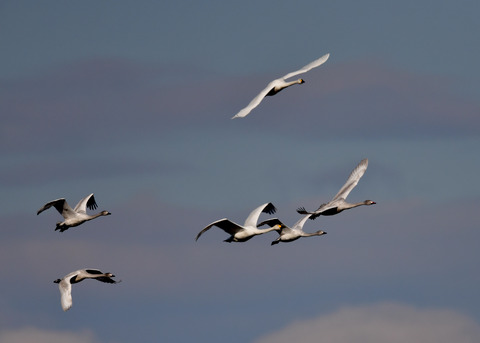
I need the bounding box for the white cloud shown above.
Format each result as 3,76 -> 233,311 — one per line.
254,302 -> 480,343
0,327 -> 102,343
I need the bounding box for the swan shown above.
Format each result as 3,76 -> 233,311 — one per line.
258,214 -> 327,245
297,158 -> 375,219
195,202 -> 280,242
53,268 -> 120,311
231,53 -> 330,119
37,193 -> 111,232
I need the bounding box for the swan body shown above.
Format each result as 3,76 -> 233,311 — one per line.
196,202 -> 279,242
53,268 -> 120,311
37,193 -> 111,232
258,214 -> 326,245
297,159 -> 375,219
232,53 -> 330,119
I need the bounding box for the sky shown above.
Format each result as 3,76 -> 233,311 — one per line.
1,1 -> 480,342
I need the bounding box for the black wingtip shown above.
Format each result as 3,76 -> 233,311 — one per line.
296,207 -> 308,214
263,203 -> 277,215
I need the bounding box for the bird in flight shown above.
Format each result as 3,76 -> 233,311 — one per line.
232,53 -> 330,119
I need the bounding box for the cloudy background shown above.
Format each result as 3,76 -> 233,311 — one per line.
1,1 -> 479,342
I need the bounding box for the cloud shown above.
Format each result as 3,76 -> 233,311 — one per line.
254,302 -> 480,343
0,327 -> 103,343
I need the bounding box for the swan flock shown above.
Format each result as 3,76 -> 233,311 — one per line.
36,52 -> 378,313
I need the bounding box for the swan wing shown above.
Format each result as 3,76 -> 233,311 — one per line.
297,203 -> 327,215
281,53 -> 330,80
78,268 -> 120,283
332,159 -> 368,201
297,202 -> 335,219
37,198 -> 76,219
95,276 -> 119,284
196,219 -> 243,241
82,269 -> 104,277
74,193 -> 98,213
244,202 -> 276,228
291,214 -> 312,231
58,278 -> 73,311
231,79 -> 282,119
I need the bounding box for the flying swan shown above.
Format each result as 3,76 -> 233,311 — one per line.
297,158 -> 376,219
37,193 -> 111,232
195,202 -> 280,242
54,268 -> 120,311
258,214 -> 327,245
231,53 -> 330,119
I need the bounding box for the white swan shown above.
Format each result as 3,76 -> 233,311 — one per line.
231,53 -> 330,119
196,202 -> 280,242
37,193 -> 111,232
258,214 -> 327,245
297,158 -> 375,219
53,268 -> 120,311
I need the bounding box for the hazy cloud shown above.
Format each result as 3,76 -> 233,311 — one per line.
0,327 -> 103,343
254,302 -> 480,343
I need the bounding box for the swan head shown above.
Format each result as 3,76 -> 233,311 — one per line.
101,210 -> 111,216
105,273 -> 115,278
365,200 -> 376,205
53,279 -> 61,283
316,230 -> 327,235
299,78 -> 305,84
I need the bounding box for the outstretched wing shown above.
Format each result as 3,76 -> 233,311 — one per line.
281,53 -> 330,80
196,219 -> 243,241
297,203 -> 326,215
244,202 -> 276,228
74,193 -> 98,213
296,203 -> 328,220
84,269 -> 103,275
58,279 -> 73,311
332,158 -> 368,201
297,202 -> 338,219
83,269 -> 120,283
291,214 -> 313,231
37,198 -> 75,219
95,276 -> 120,284
231,80 -> 281,119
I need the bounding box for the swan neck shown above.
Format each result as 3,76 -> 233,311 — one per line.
258,226 -> 278,234
89,212 -> 105,220
286,79 -> 301,86
343,202 -> 367,209
302,231 -> 323,237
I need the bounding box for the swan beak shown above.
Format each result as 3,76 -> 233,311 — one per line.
300,79 -> 305,84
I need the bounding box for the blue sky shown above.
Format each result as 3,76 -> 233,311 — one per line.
1,1 -> 480,342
